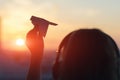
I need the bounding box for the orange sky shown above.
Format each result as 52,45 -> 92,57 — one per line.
0,0 -> 120,51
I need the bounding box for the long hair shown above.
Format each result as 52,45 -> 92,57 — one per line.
55,29 -> 119,80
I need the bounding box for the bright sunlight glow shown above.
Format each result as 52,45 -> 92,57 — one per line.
16,38 -> 25,46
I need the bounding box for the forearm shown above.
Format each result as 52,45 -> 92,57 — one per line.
26,53 -> 43,80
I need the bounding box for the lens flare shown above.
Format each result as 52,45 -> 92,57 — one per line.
16,38 -> 25,46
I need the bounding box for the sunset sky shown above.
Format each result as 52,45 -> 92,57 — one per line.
0,0 -> 120,51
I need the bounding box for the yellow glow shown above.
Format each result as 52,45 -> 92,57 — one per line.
1,1 -> 119,51
16,38 -> 25,46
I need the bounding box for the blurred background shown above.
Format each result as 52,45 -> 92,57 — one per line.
0,0 -> 120,80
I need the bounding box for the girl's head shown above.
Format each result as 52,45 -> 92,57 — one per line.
53,29 -> 120,80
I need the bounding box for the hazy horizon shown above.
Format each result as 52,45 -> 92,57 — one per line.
0,0 -> 120,51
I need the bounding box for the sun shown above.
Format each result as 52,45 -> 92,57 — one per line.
16,38 -> 25,46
